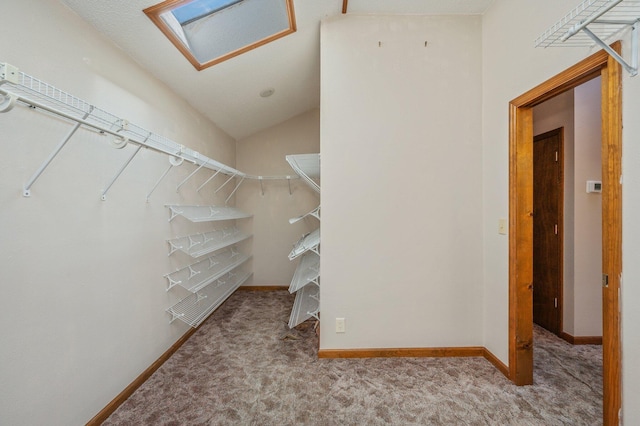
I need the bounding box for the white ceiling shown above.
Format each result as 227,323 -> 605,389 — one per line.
60,0 -> 494,140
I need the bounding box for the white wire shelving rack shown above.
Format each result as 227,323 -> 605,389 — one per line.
166,205 -> 252,222
288,228 -> 320,261
289,251 -> 320,294
535,0 -> 640,76
288,281 -> 320,329
167,270 -> 252,328
286,154 -> 320,194
0,62 -> 297,199
285,152 -> 321,328
165,248 -> 251,292
167,226 -> 250,258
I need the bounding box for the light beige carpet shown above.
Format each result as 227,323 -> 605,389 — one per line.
104,290 -> 602,425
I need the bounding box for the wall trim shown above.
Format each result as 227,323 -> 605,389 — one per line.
318,346 -> 484,358
86,326 -> 198,425
483,348 -> 510,377
238,286 -> 288,291
559,332 -> 603,345
319,346 -> 509,378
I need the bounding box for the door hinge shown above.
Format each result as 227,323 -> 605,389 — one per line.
602,274 -> 609,288
554,297 -> 558,308
555,151 -> 558,162
554,224 -> 558,235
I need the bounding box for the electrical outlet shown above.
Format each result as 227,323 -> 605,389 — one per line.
336,318 -> 345,333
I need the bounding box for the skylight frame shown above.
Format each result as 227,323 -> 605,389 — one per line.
144,0 -> 297,71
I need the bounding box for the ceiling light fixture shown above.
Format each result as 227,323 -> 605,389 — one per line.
260,88 -> 275,98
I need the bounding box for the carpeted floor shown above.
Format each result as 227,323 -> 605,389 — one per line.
104,290 -> 602,425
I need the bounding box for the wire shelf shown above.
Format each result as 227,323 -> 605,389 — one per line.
167,227 -> 250,258
166,205 -> 252,222
288,228 -> 320,260
165,249 -> 250,293
286,154 -> 320,194
289,251 -> 320,294
288,281 -> 320,329
167,270 -> 252,328
535,0 -> 640,48
0,64 -> 297,181
289,205 -> 320,224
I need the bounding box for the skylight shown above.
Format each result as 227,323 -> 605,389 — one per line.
144,0 -> 296,71
171,0 -> 242,25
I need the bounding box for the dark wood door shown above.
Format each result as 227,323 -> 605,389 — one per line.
533,128 -> 563,335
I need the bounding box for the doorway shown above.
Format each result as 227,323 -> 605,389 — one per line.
508,44 -> 622,425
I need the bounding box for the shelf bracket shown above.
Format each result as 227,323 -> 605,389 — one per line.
196,169 -> 221,192
166,275 -> 182,291
583,22 -> 638,76
176,157 -> 208,192
259,176 -> 264,196
167,240 -> 183,256
288,176 -> 292,195
167,205 -> 183,222
101,143 -> 144,201
208,258 -> 220,269
225,176 -> 246,204
23,106 -> 95,197
146,161 -> 176,202
167,308 -> 184,323
214,172 -> 237,194
187,266 -> 200,280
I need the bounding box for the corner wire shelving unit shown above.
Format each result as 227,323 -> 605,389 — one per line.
285,154 -> 321,329
0,62 -> 297,201
535,0 -> 640,76
166,204 -> 253,328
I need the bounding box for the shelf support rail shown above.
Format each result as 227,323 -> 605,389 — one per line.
23,107 -> 95,197
582,21 -> 639,75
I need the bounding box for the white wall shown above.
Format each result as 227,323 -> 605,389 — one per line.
620,36 -> 640,423
533,90 -> 577,334
320,15 -> 483,349
573,78 -> 602,337
235,109 -> 320,286
483,0 -> 640,420
0,1 -> 236,424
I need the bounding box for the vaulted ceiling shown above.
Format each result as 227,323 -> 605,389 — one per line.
60,0 -> 494,140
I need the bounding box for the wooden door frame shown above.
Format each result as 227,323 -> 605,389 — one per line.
509,42 -> 622,425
